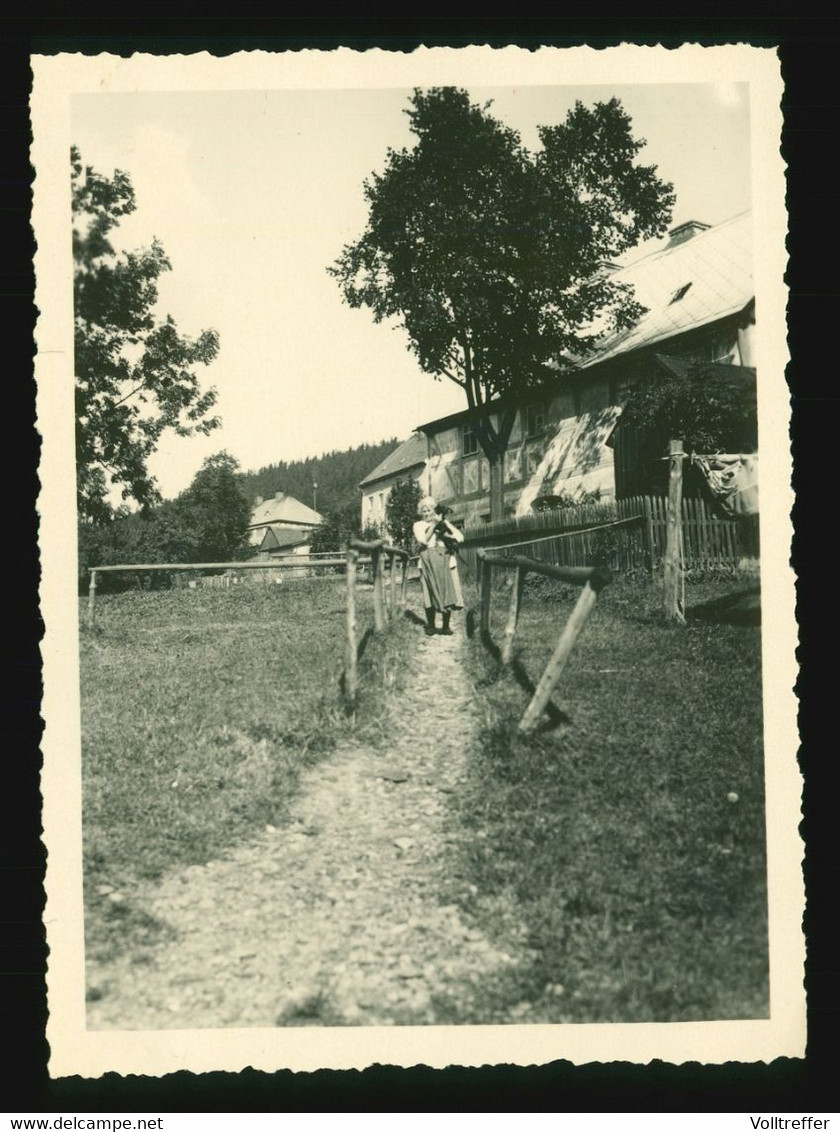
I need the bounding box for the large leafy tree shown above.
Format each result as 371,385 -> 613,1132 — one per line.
330,88 -> 675,519
174,451 -> 252,562
73,146 -> 221,522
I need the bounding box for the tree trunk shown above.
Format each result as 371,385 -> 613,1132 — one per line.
487,451 -> 505,521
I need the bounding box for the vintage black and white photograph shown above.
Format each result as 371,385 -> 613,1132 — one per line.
33,46 -> 800,1075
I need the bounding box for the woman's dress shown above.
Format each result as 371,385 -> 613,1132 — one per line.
413,520 -> 464,612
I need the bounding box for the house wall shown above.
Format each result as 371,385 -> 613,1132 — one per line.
361,465 -> 429,535
426,380 -> 620,525
422,316 -> 746,524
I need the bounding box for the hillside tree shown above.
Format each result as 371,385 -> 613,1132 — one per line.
73,146 -> 221,522
330,88 -> 675,519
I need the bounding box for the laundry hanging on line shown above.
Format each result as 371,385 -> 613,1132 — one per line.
692,452 -> 759,517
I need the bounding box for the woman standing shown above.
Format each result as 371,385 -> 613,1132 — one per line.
413,495 -> 464,635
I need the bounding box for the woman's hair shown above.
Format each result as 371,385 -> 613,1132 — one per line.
417,494 -> 437,515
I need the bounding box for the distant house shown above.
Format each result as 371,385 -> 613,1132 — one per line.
411,211 -> 754,525
248,491 -> 322,548
359,432 -> 429,535
256,525 -> 313,559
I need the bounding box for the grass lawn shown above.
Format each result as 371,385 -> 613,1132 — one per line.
80,579 -> 414,964
452,573 -> 768,1023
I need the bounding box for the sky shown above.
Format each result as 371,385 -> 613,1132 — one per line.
71,81 -> 751,501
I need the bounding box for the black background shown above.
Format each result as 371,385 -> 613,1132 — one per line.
3,16 -> 835,1114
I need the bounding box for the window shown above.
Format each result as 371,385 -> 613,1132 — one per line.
525,403 -> 547,437
669,282 -> 693,305
579,379 -> 609,413
462,423 -> 479,456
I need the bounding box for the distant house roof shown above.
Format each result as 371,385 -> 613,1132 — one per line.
259,525 -> 311,552
359,433 -> 428,487
249,492 -> 322,529
575,210 -> 753,369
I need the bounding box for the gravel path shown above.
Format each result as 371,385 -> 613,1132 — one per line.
86,627 -> 534,1029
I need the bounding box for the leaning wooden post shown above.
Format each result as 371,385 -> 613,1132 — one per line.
371,545 -> 386,632
400,554 -> 409,608
519,568 -> 611,733
87,569 -> 98,628
344,547 -> 359,710
501,565 -> 525,665
663,439 -> 686,624
388,551 -> 397,619
477,550 -> 492,637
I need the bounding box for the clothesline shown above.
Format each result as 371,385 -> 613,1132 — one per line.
477,514 -> 644,554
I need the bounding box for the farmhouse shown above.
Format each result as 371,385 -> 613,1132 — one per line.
359,432 -> 429,536
247,491 -> 322,548
408,210 -> 754,526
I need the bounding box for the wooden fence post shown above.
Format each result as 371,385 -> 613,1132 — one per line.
371,546 -> 385,632
644,496 -> 655,572
501,565 -> 525,665
664,439 -> 686,624
478,550 -> 492,637
87,569 -> 98,628
519,572 -> 607,733
388,552 -> 397,619
400,555 -> 409,608
345,547 -> 359,709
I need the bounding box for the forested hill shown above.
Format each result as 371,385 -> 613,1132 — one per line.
237,437 -> 400,517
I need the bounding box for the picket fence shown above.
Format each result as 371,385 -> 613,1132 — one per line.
458,494 -> 759,578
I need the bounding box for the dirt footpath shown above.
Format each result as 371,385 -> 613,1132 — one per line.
86,627 -> 535,1029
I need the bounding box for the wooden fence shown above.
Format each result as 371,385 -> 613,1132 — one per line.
85,556 -> 369,626
343,538 -> 411,711
476,549 -> 612,732
460,493 -> 759,577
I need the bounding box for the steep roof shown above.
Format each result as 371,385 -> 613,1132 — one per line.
359,432 -> 428,487
576,210 -> 753,368
249,493 -> 322,528
259,525 -> 312,551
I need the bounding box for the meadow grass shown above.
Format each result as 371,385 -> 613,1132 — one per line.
452,573 -> 768,1023
81,569 -> 770,1024
80,578 -> 416,962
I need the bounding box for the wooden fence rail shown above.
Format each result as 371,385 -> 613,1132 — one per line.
344,539 -> 411,711
476,549 -> 612,733
85,555 -> 371,627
